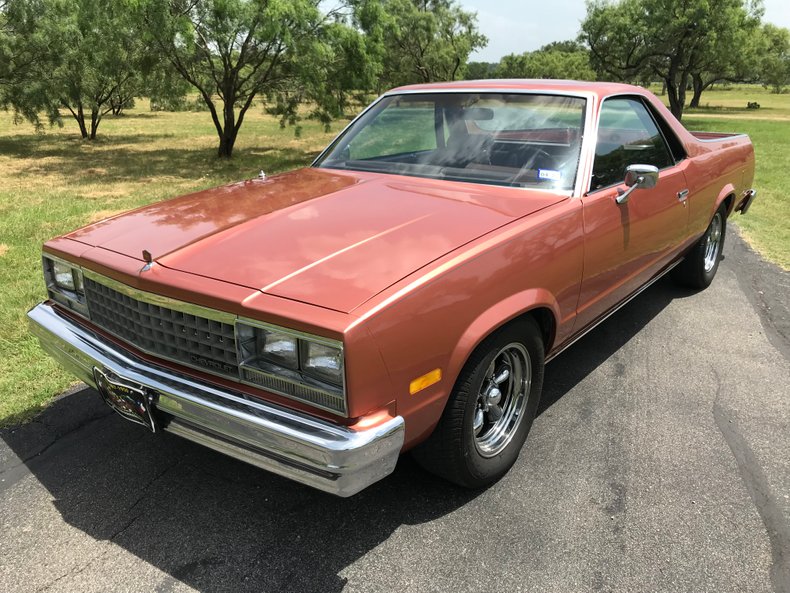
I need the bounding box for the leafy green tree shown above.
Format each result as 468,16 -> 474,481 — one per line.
494,46 -> 595,81
687,3 -> 763,107
4,0 -> 158,139
581,0 -> 762,120
464,61 -> 497,80
354,0 -> 487,88
759,24 -> 790,93
0,0 -> 49,93
136,0 -> 373,158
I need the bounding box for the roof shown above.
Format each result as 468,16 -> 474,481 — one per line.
389,79 -> 643,98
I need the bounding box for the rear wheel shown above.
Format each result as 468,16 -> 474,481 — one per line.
672,203 -> 727,289
412,318 -> 544,489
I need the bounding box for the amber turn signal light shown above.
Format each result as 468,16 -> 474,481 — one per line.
409,368 -> 442,395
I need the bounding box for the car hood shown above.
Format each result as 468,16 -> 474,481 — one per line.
67,168 -> 565,313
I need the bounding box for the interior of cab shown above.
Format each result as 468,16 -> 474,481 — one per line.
317,92 -> 587,190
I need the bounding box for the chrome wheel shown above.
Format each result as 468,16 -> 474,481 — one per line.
703,212 -> 723,272
473,342 -> 531,458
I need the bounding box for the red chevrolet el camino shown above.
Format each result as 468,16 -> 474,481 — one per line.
28,80 -> 756,496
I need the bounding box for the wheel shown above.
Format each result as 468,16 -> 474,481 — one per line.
412,318 -> 544,489
672,203 -> 727,289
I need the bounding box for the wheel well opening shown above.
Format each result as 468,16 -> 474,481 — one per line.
722,194 -> 734,217
522,307 -> 555,353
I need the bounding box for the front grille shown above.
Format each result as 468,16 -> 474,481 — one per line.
84,278 -> 238,377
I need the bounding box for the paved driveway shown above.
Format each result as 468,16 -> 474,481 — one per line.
2,231 -> 788,593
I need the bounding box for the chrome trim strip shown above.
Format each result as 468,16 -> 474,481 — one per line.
236,315 -> 342,348
691,132 -> 750,143
546,259 -> 682,363
82,268 -> 236,325
27,302 -> 404,497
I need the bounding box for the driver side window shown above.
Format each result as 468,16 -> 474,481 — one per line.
592,98 -> 674,191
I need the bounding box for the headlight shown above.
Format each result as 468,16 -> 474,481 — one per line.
43,255 -> 88,316
301,341 -> 343,387
236,320 -> 346,415
52,259 -> 80,292
237,325 -> 298,370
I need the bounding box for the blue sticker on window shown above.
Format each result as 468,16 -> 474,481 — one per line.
537,169 -> 562,182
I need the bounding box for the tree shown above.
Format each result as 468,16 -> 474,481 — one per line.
4,0 -> 157,139
686,2 -> 763,107
354,0 -> 487,88
759,24 -> 790,93
494,45 -> 595,80
136,0 -> 371,158
0,0 -> 49,92
581,0 -> 762,120
464,61 -> 497,80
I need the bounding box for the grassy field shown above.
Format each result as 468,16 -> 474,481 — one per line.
0,85 -> 788,426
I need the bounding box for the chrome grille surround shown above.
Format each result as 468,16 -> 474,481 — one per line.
75,268 -> 348,416
84,276 -> 238,379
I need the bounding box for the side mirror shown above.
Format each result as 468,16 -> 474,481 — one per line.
615,164 -> 659,204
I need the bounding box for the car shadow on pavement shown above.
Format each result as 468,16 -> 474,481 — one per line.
1,276 -> 695,593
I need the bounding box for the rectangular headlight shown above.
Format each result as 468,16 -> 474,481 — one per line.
301,341 -> 343,387
43,255 -> 88,317
236,319 -> 346,415
237,325 -> 298,370
52,260 -> 80,292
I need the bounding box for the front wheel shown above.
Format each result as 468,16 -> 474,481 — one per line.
672,204 -> 727,289
412,318 -> 544,489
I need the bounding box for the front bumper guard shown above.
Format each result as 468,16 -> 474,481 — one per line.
27,303 -> 404,497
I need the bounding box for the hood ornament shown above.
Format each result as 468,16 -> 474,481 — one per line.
141,249 -> 155,272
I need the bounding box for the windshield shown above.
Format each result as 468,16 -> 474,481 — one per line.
315,93 -> 586,191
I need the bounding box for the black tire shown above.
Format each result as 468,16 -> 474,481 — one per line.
672,203 -> 727,290
412,318 -> 544,489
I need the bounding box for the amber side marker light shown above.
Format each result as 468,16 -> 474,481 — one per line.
410,368 -> 442,395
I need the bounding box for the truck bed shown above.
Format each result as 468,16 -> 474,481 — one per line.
690,131 -> 748,142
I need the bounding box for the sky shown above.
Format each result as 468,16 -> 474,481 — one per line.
464,0 -> 790,62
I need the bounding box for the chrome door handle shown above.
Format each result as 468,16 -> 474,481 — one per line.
677,189 -> 689,202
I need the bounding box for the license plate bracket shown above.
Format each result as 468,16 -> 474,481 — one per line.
93,367 -> 158,432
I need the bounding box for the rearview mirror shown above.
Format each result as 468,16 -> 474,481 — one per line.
462,107 -> 494,121
616,164 -> 659,204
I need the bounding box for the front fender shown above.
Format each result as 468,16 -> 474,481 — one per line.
445,288 -> 559,388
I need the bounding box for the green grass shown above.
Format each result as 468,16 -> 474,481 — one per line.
0,86 -> 788,426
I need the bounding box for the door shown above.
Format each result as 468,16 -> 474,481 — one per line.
576,96 -> 689,328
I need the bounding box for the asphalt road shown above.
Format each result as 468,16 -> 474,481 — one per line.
2,230 -> 788,593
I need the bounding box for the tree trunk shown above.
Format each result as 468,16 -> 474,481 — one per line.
89,108 -> 100,140
217,129 -> 237,158
75,104 -> 89,139
665,78 -> 684,120
217,97 -> 237,158
689,73 -> 704,109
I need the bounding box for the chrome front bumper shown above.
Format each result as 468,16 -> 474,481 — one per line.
27,302 -> 405,497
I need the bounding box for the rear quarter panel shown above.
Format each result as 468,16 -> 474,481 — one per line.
641,93 -> 755,237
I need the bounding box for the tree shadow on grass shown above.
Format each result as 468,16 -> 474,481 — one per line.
0,133 -> 320,188
0,273 -> 699,592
